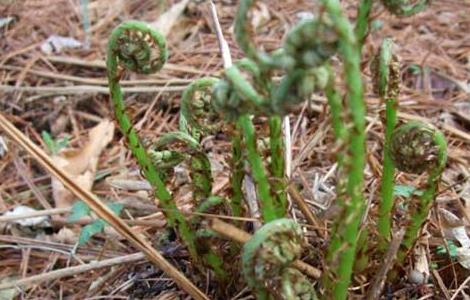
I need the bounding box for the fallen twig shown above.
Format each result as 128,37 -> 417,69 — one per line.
0,252 -> 145,290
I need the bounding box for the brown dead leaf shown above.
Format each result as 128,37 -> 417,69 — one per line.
52,227 -> 77,244
52,120 -> 114,208
249,1 -> 271,33
150,0 -> 190,37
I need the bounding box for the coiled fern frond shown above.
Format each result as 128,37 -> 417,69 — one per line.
106,21 -> 199,260
283,17 -> 339,70
242,218 -> 317,299
180,78 -> 223,140
390,121 -> 446,175
390,121 -> 447,264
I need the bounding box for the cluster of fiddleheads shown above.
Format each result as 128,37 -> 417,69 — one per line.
211,0 -> 343,226
106,21 -> 229,281
104,0 -> 442,298
242,218 -> 317,299
224,0 -> 365,298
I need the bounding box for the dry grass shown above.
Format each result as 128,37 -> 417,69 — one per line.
0,0 -> 469,299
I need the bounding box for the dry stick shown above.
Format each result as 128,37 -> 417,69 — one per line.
209,218 -> 322,279
46,55 -> 207,75
13,157 -> 52,209
0,206 -> 165,227
0,252 -> 145,290
431,269 -> 452,300
287,184 -> 324,238
0,113 -> 209,300
450,275 -> 470,300
0,65 -> 192,86
0,207 -> 70,222
209,1 -> 232,69
366,229 -> 405,300
0,85 -> 186,95
0,205 -> 256,226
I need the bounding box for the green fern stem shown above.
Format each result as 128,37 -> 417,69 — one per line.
238,115 -> 282,222
152,132 -> 212,202
320,0 -> 367,299
268,115 -> 287,217
371,38 -> 401,248
230,130 -> 244,218
378,99 -> 397,243
106,20 -> 198,260
325,64 -> 347,145
355,0 -> 374,51
234,0 -> 280,69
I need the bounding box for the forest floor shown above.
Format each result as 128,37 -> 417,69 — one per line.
0,0 -> 469,299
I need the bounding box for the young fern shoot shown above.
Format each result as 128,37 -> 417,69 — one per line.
106,21 -> 199,261
390,121 -> 447,265
371,38 -> 400,247
242,218 -> 317,299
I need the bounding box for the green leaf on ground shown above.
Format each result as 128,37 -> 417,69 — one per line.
393,185 -> 423,198
68,201 -> 91,222
79,219 -> 106,245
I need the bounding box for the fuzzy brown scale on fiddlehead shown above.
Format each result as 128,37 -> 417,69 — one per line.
242,218 -> 317,299
370,40 -> 400,101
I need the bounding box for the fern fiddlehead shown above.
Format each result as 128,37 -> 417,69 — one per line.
106,21 -> 199,260
381,0 -> 430,17
242,218 -> 317,299
149,79 -> 230,281
283,18 -> 338,70
390,121 -> 447,264
152,131 -> 212,203
371,38 -> 400,247
180,78 -> 223,140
